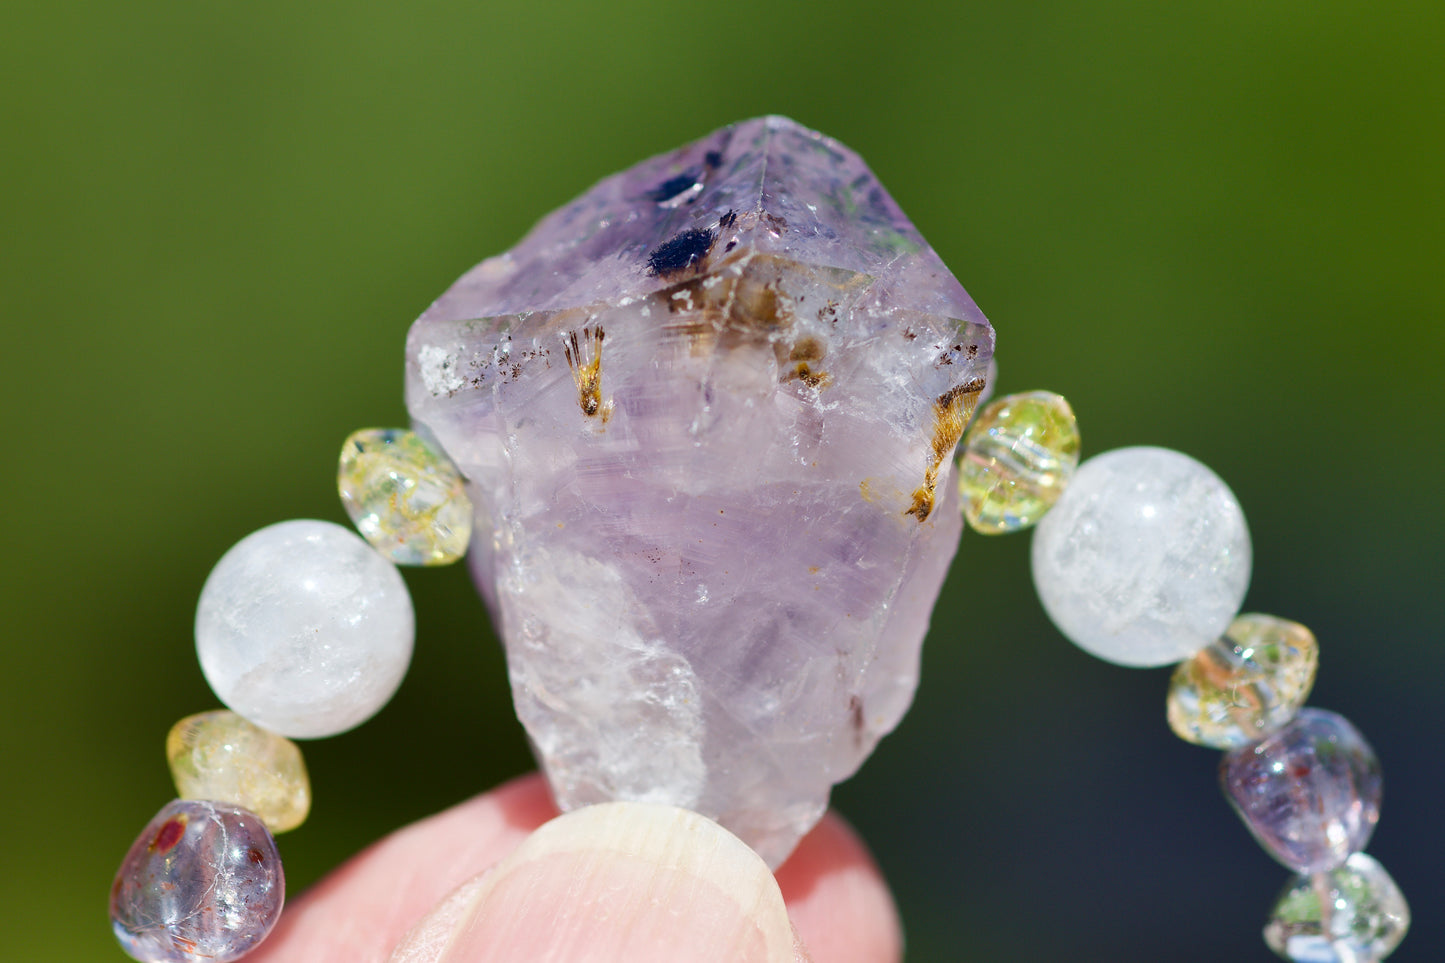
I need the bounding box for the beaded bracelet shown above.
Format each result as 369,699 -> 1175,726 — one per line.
108,118 -> 1409,963
109,429 -> 474,963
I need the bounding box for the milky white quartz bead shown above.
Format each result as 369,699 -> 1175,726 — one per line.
196,519 -> 414,738
1030,446 -> 1251,667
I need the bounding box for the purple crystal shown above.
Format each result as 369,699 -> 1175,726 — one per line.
1221,708 -> 1381,874
406,116 -> 993,866
111,799 -> 284,963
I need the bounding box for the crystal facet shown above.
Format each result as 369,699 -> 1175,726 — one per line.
338,427 -> 473,565
956,390 -> 1079,533
196,519 -> 415,739
1031,446 -> 1252,667
1222,709 -> 1381,874
111,799 -> 284,963
404,116 -> 993,866
1168,614 -> 1318,748
167,710 -> 311,832
1264,853 -> 1409,962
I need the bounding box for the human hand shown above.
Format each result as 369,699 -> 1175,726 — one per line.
246,773 -> 902,963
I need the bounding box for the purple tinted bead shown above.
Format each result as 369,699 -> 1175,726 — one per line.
111,799 -> 284,963
1221,708 -> 1381,874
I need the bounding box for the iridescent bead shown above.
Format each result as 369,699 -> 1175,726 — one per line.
167,710 -> 310,833
1167,614 -> 1319,749
1264,853 -> 1409,962
956,391 -> 1079,534
196,519 -> 415,739
111,799 -> 284,963
338,428 -> 472,565
1031,446 -> 1252,667
1221,709 -> 1381,873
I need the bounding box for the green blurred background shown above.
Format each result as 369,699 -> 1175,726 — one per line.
3,1 -> 1441,960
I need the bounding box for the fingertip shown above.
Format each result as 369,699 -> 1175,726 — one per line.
250,773 -> 557,962
392,802 -> 797,963
776,813 -> 903,963
247,781 -> 900,963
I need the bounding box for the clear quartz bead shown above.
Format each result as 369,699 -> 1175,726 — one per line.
338,428 -> 473,565
1030,446 -> 1252,667
195,519 -> 415,739
1264,853 -> 1409,962
1167,614 -> 1319,748
167,710 -> 311,833
1221,709 -> 1381,874
956,390 -> 1079,534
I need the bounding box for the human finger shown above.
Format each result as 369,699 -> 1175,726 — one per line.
248,773 -> 900,963
248,773 -> 557,963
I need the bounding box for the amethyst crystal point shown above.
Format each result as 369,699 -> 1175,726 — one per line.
406,116 -> 993,866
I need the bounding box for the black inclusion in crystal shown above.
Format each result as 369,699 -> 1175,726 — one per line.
647,228 -> 715,277
646,173 -> 700,203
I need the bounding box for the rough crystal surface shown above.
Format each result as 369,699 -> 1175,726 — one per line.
167,710 -> 311,832
405,116 -> 993,866
111,799 -> 283,963
1222,709 -> 1381,874
1264,853 -> 1409,962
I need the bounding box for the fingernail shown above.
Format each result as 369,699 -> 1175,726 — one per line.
389,801 -> 802,963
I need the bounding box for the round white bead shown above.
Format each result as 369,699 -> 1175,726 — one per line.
196,519 -> 415,738
1030,447 -> 1251,667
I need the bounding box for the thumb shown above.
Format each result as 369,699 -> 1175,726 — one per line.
388,801 -> 808,963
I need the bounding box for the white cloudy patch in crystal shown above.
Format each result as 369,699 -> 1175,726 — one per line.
417,344 -> 463,397
504,546 -> 706,809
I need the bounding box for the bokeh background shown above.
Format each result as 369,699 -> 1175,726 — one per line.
3,1 -> 1441,960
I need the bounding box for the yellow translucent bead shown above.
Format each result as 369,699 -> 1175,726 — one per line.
1166,614 -> 1319,749
956,391 -> 1079,533
167,710 -> 311,833
338,428 -> 473,565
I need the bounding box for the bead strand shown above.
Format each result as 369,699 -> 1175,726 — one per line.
956,390 -> 1410,962
111,386 -> 1413,962
109,429 -> 472,963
